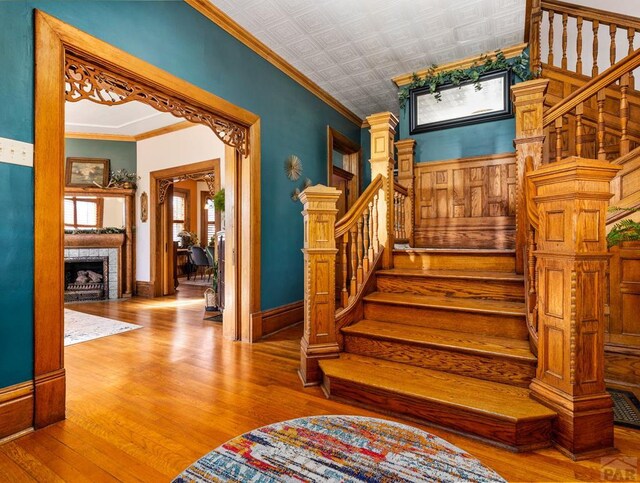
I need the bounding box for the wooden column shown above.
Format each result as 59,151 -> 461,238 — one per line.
299,185 -> 341,386
395,139 -> 416,247
124,193 -> 135,297
366,112 -> 399,269
528,157 -> 621,460
511,79 -> 549,274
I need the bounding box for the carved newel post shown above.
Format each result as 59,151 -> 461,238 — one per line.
366,112 -> 399,268
511,78 -> 549,274
299,185 -> 341,386
528,157 -> 621,459
395,139 -> 416,247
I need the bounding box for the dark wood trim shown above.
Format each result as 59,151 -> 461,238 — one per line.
33,10 -> 261,432
135,281 -> 154,298
64,157 -> 109,188
524,0 -> 533,42
259,301 -> 304,339
327,126 -> 362,210
0,381 -> 34,442
172,187 -> 191,231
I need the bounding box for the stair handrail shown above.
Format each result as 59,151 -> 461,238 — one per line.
543,48 -> 640,128
335,175 -> 383,238
541,0 -> 640,32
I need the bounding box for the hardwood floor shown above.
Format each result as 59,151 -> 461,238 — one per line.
0,286 -> 639,482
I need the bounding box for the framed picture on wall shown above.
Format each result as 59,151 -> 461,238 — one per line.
409,69 -> 513,134
65,157 -> 110,187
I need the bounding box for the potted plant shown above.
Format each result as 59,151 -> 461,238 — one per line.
109,169 -> 140,189
607,207 -> 640,247
204,260 -> 219,312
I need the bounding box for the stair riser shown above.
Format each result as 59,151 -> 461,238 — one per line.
323,375 -> 553,451
393,252 -> 515,272
344,335 -> 535,388
376,274 -> 524,302
364,302 -> 528,339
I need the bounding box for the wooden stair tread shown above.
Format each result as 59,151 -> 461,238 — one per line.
364,292 -> 526,316
376,268 -> 524,281
393,248 -> 516,255
320,354 -> 556,422
343,320 -> 536,362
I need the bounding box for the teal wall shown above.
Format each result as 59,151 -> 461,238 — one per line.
0,0 -> 360,389
65,138 -> 137,174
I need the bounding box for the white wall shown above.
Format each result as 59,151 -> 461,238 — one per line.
136,124 -> 225,281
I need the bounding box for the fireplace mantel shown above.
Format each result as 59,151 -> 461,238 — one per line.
64,233 -> 125,248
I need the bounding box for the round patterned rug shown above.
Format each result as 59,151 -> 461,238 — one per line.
173,415 -> 505,482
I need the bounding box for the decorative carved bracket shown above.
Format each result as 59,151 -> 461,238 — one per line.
157,172 -> 217,204
64,55 -> 249,155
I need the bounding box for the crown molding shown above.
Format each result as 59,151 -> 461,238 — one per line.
184,0 -> 363,126
65,132 -> 136,142
392,42 -> 529,87
134,120 -> 194,141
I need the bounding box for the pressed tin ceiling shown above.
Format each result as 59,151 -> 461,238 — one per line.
208,0 -> 526,118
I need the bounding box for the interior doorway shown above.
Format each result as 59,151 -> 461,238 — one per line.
34,10 -> 261,429
327,126 -> 362,217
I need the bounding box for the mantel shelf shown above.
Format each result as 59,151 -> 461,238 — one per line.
65,186 -> 136,197
64,233 -> 125,248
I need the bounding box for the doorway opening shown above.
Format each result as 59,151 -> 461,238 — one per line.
327,126 -> 362,219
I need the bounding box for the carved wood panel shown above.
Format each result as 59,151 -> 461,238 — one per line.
607,243 -> 640,348
414,153 -> 516,249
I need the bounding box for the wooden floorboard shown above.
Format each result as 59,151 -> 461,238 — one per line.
0,285 -> 638,482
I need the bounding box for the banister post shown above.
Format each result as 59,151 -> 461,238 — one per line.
529,0 -> 543,75
366,112 -> 399,269
299,185 -> 341,386
395,139 -> 416,247
528,157 -> 621,459
511,79 -> 549,274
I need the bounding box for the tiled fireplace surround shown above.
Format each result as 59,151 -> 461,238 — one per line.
64,248 -> 119,300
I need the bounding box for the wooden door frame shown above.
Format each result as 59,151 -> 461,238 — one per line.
149,159 -> 220,297
327,126 -> 362,207
34,11 -> 260,429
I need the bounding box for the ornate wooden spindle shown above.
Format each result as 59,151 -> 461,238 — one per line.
555,117 -> 563,162
356,217 -> 363,287
367,201 -> 374,264
548,10 -> 555,65
592,19 -> 600,76
528,227 -> 537,306
620,73 -> 630,156
372,193 -> 379,254
363,208 -> 370,273
610,23 -> 617,68
576,17 -> 583,74
399,195 -> 405,238
349,226 -> 357,298
597,89 -> 607,160
628,28 -> 635,89
576,102 -> 584,157
341,235 -> 348,308
561,13 -> 568,69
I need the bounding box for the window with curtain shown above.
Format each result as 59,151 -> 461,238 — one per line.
172,190 -> 188,241
64,196 -> 103,229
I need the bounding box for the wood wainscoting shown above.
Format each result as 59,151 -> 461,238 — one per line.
0,382 -> 34,443
135,281 -> 155,299
414,153 -> 517,249
252,301 -> 304,341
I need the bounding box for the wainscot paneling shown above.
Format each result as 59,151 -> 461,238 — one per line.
0,381 -> 33,442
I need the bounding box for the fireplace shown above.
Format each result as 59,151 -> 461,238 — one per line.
64,257 -> 109,302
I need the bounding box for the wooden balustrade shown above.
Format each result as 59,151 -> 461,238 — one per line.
300,112 -> 398,385
395,139 -> 416,246
533,0 -> 640,85
393,183 -> 409,243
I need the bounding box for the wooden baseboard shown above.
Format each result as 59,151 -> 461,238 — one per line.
259,300 -> 304,339
0,381 -> 34,441
34,369 -> 65,429
135,281 -> 154,298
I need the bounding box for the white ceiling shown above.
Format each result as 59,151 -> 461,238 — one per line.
209,0 -> 526,118
65,100 -> 185,136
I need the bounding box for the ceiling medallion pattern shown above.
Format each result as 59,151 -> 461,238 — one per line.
158,173 -> 216,204
64,55 -> 249,155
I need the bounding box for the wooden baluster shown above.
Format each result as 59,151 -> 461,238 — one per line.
548,10 -> 555,65
576,102 -> 584,157
349,226 -> 357,299
528,227 -> 536,311
576,17 -> 583,74
592,19 -> 599,76
367,200 -> 375,264
561,13 -> 568,69
356,217 -> 363,287
610,23 -> 617,68
555,117 -> 563,163
363,207 -> 370,273
341,234 -> 348,308
394,193 -> 400,238
372,193 -> 379,255
628,28 -> 635,89
597,89 -> 607,160
620,73 -> 630,156
400,195 -> 405,238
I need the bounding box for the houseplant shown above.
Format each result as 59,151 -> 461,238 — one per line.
607,207 -> 640,247
109,169 -> 140,189
204,260 -> 219,312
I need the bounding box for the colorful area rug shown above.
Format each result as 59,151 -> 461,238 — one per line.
609,389 -> 640,429
64,309 -> 142,346
173,415 -> 505,482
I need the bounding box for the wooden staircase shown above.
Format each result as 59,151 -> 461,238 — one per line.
319,248 -> 556,451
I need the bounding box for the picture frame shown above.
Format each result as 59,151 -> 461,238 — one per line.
65,157 -> 110,187
409,69 -> 513,134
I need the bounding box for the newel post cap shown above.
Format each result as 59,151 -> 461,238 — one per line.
527,156 -> 622,187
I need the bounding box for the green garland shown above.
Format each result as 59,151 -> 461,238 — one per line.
64,227 -> 125,235
607,207 -> 640,247
398,50 -> 534,110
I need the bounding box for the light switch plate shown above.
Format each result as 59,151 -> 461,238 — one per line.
0,137 -> 34,167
